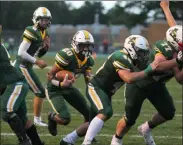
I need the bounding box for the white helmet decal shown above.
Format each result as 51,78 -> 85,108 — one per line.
71,30 -> 94,57
32,7 -> 52,25
166,25 -> 182,51
124,35 -> 149,60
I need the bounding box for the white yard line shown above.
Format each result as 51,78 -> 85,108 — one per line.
1,133 -> 182,139
25,99 -> 183,103
25,113 -> 182,117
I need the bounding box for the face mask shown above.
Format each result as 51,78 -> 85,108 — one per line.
135,50 -> 149,70
38,17 -> 51,29
78,44 -> 93,57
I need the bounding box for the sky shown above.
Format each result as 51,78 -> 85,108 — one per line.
66,1 -> 118,12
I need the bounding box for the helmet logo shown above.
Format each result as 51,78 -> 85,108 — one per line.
83,30 -> 90,41
42,7 -> 47,15
128,37 -> 137,48
170,28 -> 178,41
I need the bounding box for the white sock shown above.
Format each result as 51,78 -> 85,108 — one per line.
82,116 -> 104,144
63,130 -> 79,144
143,121 -> 151,131
34,116 -> 41,122
111,135 -> 122,145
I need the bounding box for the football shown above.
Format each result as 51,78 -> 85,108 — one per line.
55,70 -> 74,81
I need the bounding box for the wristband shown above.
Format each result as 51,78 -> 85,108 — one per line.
51,79 -> 60,87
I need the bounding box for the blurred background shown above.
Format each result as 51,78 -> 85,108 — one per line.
0,1 -> 182,55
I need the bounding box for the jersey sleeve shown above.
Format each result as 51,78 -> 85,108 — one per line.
153,40 -> 173,59
55,49 -> 70,69
23,26 -> 38,43
112,55 -> 132,72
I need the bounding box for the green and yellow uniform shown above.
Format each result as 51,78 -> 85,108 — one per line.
87,50 -> 135,119
0,44 -> 29,125
124,40 -> 176,126
14,25 -> 49,98
46,47 -> 94,121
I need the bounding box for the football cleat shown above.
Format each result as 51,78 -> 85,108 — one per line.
60,139 -> 73,145
48,112 -> 57,136
34,120 -> 48,127
137,122 -> 156,145
110,135 -> 123,145
19,139 -> 32,145
92,138 -> 100,144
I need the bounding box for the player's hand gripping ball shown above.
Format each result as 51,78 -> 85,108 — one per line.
55,70 -> 74,81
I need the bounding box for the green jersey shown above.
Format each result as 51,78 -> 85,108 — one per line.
55,48 -> 94,74
91,50 -> 134,95
150,40 -> 174,82
16,25 -> 49,67
0,44 -> 24,85
136,40 -> 174,88
48,47 -> 95,88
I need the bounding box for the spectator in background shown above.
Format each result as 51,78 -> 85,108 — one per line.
102,39 -> 109,54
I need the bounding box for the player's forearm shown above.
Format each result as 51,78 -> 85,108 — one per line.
118,70 -> 146,84
127,71 -> 147,83
156,59 -> 177,71
18,40 -> 36,63
162,7 -> 176,27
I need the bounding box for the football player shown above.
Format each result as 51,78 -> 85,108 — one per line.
82,35 -> 158,145
0,25 -> 44,145
46,30 -> 95,145
153,0 -> 183,80
14,7 -> 51,126
110,1 -> 183,145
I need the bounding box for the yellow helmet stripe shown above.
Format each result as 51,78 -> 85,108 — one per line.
83,30 -> 90,40
42,7 -> 47,15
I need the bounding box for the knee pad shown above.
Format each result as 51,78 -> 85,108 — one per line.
161,109 -> 175,120
124,116 -> 136,126
2,112 -> 17,123
62,118 -> 71,126
57,116 -> 71,126
100,108 -> 113,119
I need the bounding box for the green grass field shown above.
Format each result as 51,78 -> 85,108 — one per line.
1,55 -> 182,145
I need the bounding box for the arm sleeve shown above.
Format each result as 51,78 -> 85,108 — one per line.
18,40 -> 37,63
23,27 -> 37,42
112,55 -> 131,72
55,51 -> 70,69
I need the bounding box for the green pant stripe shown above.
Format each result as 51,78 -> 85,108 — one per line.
19,66 -> 40,93
7,84 -> 23,112
88,85 -> 103,110
45,88 -> 59,114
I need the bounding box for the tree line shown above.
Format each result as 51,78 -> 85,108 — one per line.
0,1 -> 182,30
